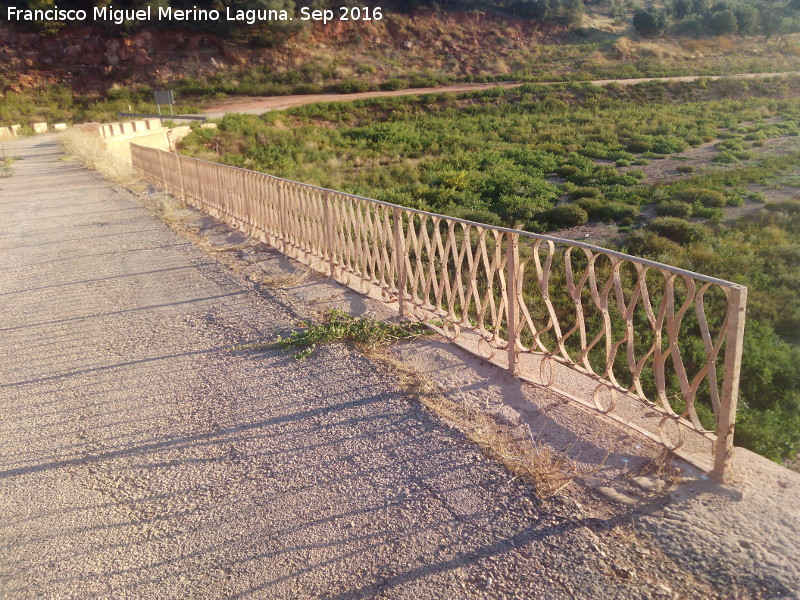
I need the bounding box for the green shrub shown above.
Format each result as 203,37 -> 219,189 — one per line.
624,230 -> 687,260
380,79 -> 410,91
545,203 -> 589,227
708,8 -> 738,36
726,194 -> 745,207
685,135 -> 704,147
493,194 -> 552,225
713,151 -> 740,164
676,164 -> 694,174
554,165 -> 581,178
717,138 -> 745,152
449,207 -> 504,227
766,199 -> 800,214
655,200 -> 693,218
647,217 -> 710,244
293,83 -> 324,94
674,187 -> 727,207
692,204 -> 724,219
627,140 -> 653,153
568,186 -> 602,200
651,136 -> 689,154
336,79 -> 372,94
616,159 -> 631,167
576,198 -> 639,222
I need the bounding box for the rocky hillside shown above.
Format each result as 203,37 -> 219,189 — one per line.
0,11 -> 559,94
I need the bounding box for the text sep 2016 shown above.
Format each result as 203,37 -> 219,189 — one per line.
4,5 -> 384,26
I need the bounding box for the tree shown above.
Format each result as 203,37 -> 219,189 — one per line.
733,5 -> 759,34
632,7 -> 668,36
563,0 -> 584,25
708,8 -> 739,34
669,0 -> 692,19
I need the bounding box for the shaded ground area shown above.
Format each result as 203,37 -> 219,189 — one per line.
0,136 -> 731,599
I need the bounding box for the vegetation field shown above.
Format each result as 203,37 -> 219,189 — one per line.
0,85 -> 201,129
3,0 -> 800,127
180,76 -> 800,463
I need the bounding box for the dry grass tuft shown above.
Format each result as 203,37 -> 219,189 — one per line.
58,129 -> 131,181
376,353 -> 595,499
58,129 -> 136,184
679,37 -> 735,55
256,269 -> 311,288
637,449 -> 683,486
0,148 -> 13,177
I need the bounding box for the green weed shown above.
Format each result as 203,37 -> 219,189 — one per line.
272,310 -> 430,359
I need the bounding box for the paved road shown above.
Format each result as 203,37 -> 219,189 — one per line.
203,71 -> 800,117
0,135 -> 724,599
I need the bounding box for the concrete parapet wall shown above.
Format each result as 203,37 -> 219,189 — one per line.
0,124 -> 22,139
32,122 -> 48,134
88,119 -> 175,164
105,130 -> 172,164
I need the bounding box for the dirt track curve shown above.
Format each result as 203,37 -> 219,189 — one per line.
203,71 -> 800,117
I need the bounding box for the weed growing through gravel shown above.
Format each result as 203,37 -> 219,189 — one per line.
0,147 -> 14,177
279,310 -> 430,358
274,310 -> 430,359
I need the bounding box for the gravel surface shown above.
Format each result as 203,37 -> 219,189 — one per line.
0,135 -> 791,599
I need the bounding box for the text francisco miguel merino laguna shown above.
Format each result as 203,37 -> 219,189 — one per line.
3,5 -> 373,25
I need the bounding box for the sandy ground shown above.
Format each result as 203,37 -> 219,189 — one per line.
202,71 -> 800,118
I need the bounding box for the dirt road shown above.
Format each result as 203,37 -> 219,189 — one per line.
203,71 -> 800,118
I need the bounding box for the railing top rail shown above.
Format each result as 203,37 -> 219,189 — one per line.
135,144 -> 744,290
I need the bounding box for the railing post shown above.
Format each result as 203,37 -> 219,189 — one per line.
176,154 -> 186,203
713,285 -> 747,481
506,231 -> 520,376
279,182 -> 289,255
393,207 -> 407,317
157,149 -> 166,189
323,192 -> 335,278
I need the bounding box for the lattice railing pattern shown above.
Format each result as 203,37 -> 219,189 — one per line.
131,144 -> 747,479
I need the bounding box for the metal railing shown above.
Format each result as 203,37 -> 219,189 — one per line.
131,144 -> 747,480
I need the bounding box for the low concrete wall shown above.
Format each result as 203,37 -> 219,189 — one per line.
32,122 -> 48,134
0,124 -> 22,140
105,130 -> 171,164
98,118 -> 163,139
78,119 -> 194,164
